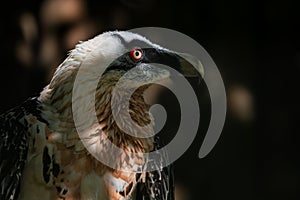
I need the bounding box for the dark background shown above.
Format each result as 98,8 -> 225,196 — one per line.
0,0 -> 299,199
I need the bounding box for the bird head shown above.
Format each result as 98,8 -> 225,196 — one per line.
94,31 -> 204,106
101,31 -> 204,87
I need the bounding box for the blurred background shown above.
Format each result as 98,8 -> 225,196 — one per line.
0,0 -> 299,199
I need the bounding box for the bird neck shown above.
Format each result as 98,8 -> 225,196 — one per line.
94,73 -> 155,152
39,72 -> 154,153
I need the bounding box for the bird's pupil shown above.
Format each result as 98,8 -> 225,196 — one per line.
135,51 -> 140,57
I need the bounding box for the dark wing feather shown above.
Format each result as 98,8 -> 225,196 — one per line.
136,136 -> 175,200
0,98 -> 41,200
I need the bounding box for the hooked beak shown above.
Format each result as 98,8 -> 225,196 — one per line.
143,48 -> 204,81
176,52 -> 204,79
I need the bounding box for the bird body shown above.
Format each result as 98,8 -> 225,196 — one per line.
0,31 -> 203,200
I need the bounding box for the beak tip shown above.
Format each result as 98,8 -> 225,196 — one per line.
197,61 -> 205,79
177,52 -> 204,79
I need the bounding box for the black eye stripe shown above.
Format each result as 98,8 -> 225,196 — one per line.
103,47 -> 185,76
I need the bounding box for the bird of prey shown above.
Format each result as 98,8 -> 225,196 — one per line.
0,31 -> 203,200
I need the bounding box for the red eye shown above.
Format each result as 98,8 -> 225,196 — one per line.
130,49 -> 143,61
